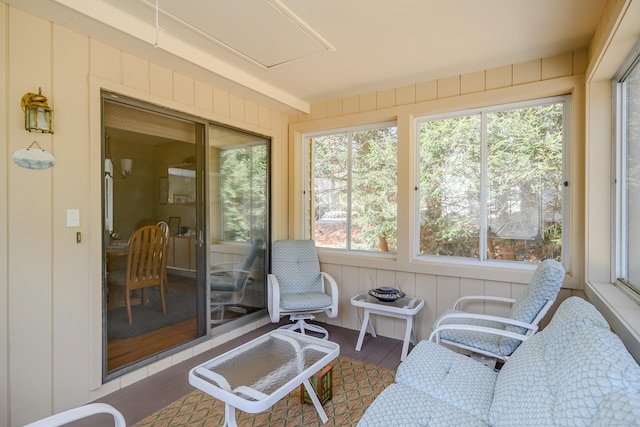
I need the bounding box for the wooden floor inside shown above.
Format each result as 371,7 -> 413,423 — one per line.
92,320 -> 406,426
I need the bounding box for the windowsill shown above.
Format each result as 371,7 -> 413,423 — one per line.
585,281 -> 640,363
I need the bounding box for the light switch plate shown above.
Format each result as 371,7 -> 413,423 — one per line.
67,209 -> 80,227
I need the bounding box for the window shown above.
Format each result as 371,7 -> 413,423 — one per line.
416,97 -> 570,264
305,122 -> 398,253
614,41 -> 640,298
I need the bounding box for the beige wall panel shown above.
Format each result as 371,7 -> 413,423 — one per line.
459,278 -> 485,313
213,87 -> 230,117
258,105 -> 271,130
414,273 -> 437,341
122,53 -> 149,91
396,84 -> 416,106
377,88 -> 396,109
359,92 -> 376,112
339,265 -> 360,330
461,70 -> 485,94
173,72 -> 194,106
149,63 -> 173,99
0,5 -> 8,426
573,49 -> 588,74
194,80 -> 212,112
51,24 -> 91,412
244,100 -> 259,126
343,96 -> 359,115
416,80 -> 437,102
513,59 -> 541,85
586,80 -> 613,282
326,98 -> 343,118
484,280 -> 512,317
8,8 -> 54,425
437,75 -> 461,98
89,39 -> 121,83
310,102 -> 327,120
229,93 -> 244,121
486,65 -> 512,90
435,275 -> 460,317
542,53 -> 573,80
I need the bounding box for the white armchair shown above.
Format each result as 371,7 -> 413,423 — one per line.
24,403 -> 125,427
267,240 -> 338,339
430,259 -> 565,361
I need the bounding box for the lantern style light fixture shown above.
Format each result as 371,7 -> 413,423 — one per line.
21,87 -> 53,133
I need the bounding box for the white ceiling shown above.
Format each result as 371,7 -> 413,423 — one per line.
6,0 -> 607,113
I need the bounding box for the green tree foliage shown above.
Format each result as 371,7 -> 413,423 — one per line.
313,126 -> 398,252
220,144 -> 267,242
419,101 -> 564,262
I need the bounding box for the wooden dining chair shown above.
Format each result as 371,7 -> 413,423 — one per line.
156,220 -> 170,291
125,225 -> 168,323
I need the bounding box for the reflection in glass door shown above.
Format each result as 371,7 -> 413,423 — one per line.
208,125 -> 269,330
102,92 -> 206,378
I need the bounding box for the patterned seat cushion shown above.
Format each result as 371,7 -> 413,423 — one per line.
589,390 -> 640,427
489,297 -> 612,424
279,292 -> 333,311
396,340 -> 497,422
356,383 -> 489,427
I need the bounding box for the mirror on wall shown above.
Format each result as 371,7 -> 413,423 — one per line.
167,163 -> 196,204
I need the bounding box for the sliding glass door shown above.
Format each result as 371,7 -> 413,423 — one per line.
101,92 -> 207,378
101,93 -> 270,379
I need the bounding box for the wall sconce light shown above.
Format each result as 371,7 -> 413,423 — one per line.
21,87 -> 53,133
121,158 -> 133,175
105,158 -> 133,180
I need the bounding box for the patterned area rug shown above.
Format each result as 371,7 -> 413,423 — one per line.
133,356 -> 394,427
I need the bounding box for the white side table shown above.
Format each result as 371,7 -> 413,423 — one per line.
351,291 -> 424,361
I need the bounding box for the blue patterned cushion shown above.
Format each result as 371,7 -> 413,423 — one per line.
550,327 -> 640,425
279,292 -> 333,310
396,340 -> 497,421
272,240 -> 322,295
490,297 -> 611,424
589,390 -> 640,426
433,311 -> 515,356
356,383 -> 489,427
505,259 -> 564,333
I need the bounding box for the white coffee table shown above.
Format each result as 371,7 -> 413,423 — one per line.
189,329 -> 340,426
351,291 -> 425,361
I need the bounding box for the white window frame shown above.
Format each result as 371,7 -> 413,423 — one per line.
302,120 -> 398,254
613,39 -> 640,300
414,96 -> 571,268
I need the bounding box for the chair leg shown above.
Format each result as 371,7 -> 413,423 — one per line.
159,284 -> 166,314
279,314 -> 329,340
125,289 -> 133,324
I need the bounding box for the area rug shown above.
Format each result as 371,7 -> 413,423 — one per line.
107,289 -> 196,339
133,356 -> 395,427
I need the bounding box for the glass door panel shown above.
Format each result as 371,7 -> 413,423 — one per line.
102,93 -> 206,378
208,125 -> 269,328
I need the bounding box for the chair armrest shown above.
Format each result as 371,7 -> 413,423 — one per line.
433,312 -> 539,332
320,272 -> 339,318
267,273 -> 281,323
24,403 -> 126,427
453,295 -> 516,310
429,323 -> 533,344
